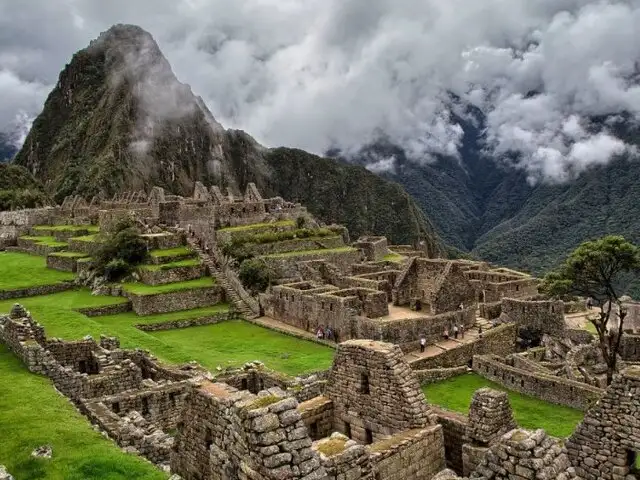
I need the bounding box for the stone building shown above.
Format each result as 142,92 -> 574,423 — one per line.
392,259 -> 477,314
464,269 -> 538,303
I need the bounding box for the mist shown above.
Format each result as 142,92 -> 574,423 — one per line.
1,0 -> 639,179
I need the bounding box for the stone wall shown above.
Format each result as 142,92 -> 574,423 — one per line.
170,383 -> 326,480
369,426 -> 445,480
75,302 -> 132,317
415,366 -> 469,385
353,236 -> 388,262
316,434 -> 371,480
243,236 -> 346,257
127,286 -> 225,315
326,340 -> 433,444
46,254 -> 83,272
135,312 -> 233,332
137,264 -> 206,286
472,354 -> 603,410
621,334 -> 640,361
260,248 -> 364,279
297,396 -> 334,440
410,323 -> 517,369
358,308 -> 476,352
566,366 -> 640,480
500,298 -> 566,336
0,282 -> 75,301
479,302 -> 501,320
432,408 -> 468,474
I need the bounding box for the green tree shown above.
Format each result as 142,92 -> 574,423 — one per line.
93,218 -> 149,281
541,235 -> 640,384
239,259 -> 274,294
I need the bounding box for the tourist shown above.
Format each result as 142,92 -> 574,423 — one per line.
316,326 -> 324,340
326,326 -> 333,341
587,297 -> 593,310
419,335 -> 426,353
204,244 -> 210,255
460,324 -> 465,339
443,327 -> 449,340
453,324 -> 459,339
478,326 -> 483,338
459,302 -> 464,310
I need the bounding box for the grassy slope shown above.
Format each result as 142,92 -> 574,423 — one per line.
261,247 -> 356,258
217,220 -> 295,232
149,247 -> 193,258
33,225 -> 100,233
424,373 -> 584,438
0,252 -> 74,290
0,291 -> 333,376
0,344 -> 166,480
139,259 -> 201,271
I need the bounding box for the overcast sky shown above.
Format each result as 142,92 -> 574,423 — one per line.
1,0 -> 639,180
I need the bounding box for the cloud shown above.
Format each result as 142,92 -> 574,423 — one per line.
0,0 -> 639,180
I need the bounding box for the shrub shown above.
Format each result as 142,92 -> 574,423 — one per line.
103,259 -> 132,281
239,259 -> 274,293
296,216 -> 306,229
93,218 -> 148,280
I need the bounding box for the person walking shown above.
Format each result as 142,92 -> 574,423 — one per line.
419,335 -> 426,353
316,326 -> 324,340
460,324 -> 465,339
443,327 -> 449,340
478,326 -> 483,338
453,324 -> 459,339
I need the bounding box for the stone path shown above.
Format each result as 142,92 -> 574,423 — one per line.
403,316 -> 495,364
250,316 -> 337,348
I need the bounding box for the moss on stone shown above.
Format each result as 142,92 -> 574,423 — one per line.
246,395 -> 281,410
316,438 -> 348,457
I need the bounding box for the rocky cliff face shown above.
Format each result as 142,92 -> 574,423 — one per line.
13,24 -> 442,251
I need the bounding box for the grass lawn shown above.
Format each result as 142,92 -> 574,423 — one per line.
122,277 -> 214,295
384,253 -> 405,262
139,259 -> 201,271
0,344 -> 166,480
0,252 -> 74,291
20,235 -> 68,247
424,373 -> 584,438
32,225 -> 100,233
261,247 -> 356,258
217,220 -> 295,232
148,320 -> 334,375
149,247 -> 193,258
0,291 -> 333,376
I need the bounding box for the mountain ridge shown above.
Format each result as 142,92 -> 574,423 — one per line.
12,24 -> 444,254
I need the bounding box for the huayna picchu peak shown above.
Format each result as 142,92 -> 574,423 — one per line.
13,24 -> 441,252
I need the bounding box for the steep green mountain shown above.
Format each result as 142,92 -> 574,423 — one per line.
12,24 -> 442,252
0,164 -> 50,210
348,116 -> 640,286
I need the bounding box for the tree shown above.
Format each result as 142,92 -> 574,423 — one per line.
239,259 -> 274,294
93,217 -> 149,281
541,235 -> 640,385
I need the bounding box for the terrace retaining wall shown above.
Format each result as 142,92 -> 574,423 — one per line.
472,354 -> 603,410
0,282 -> 75,300
127,286 -> 225,315
137,264 -> 205,286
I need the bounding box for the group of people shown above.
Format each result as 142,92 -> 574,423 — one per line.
418,322 -> 473,353
316,325 -> 338,342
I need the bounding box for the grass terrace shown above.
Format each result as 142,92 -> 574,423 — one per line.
383,252 -> 405,262
49,252 -> 90,258
0,344 -> 166,480
0,290 -> 333,376
0,252 -> 74,290
217,220 -> 295,232
424,373 -> 584,438
32,225 -> 100,233
70,234 -> 99,242
20,235 -> 68,247
121,277 -> 215,295
149,247 -> 193,258
261,246 -> 356,259
139,259 -> 201,271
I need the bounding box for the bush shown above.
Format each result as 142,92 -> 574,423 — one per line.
103,259 -> 132,281
239,259 -> 274,293
93,218 -> 148,280
296,216 -> 306,229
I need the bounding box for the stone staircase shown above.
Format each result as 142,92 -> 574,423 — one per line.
186,236 -> 259,319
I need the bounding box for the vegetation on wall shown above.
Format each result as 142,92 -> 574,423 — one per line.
0,164 -> 50,211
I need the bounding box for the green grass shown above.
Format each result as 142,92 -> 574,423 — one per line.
20,235 -> 68,247
384,252 -> 405,262
139,259 -> 201,271
149,247 -> 193,258
107,304 -> 230,325
0,252 -> 74,290
70,234 -> 98,242
33,225 -> 100,233
424,373 -> 584,438
49,252 -> 90,258
0,292 -> 333,376
217,220 -> 295,232
122,277 -> 214,295
0,344 -> 166,480
261,247 -> 356,259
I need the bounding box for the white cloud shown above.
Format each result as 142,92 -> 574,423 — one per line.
0,0 -> 639,180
